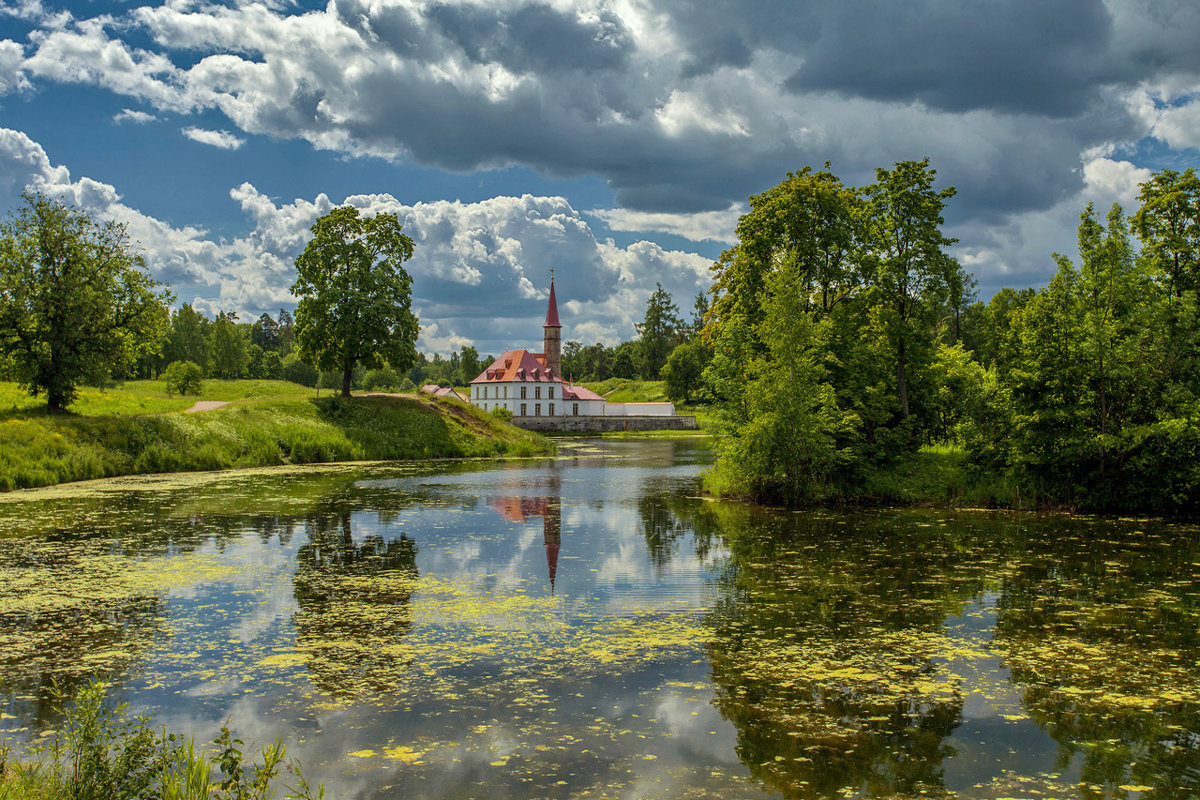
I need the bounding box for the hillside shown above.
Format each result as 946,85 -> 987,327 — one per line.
0,383 -> 551,491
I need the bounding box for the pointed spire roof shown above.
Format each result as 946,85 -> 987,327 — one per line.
544,279 -> 560,328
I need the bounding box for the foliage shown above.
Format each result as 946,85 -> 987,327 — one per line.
0,193 -> 171,410
162,361 -> 203,396
163,305 -> 210,373
661,338 -> 710,404
489,406 -> 513,422
292,206 -> 420,398
280,355 -> 318,388
0,680 -> 321,800
208,313 -> 249,379
1131,167 -> 1200,298
636,283 -> 682,380
362,366 -> 401,391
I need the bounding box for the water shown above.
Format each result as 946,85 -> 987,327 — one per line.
0,438 -> 1198,799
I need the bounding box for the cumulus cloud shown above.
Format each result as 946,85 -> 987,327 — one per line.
113,108 -> 156,124
182,126 -> 244,149
0,127 -> 712,354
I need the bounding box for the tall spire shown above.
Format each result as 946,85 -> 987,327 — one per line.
543,274 -> 561,377
544,276 -> 560,328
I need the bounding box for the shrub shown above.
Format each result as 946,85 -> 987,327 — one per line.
490,407 -> 514,422
280,355 -> 318,388
363,367 -> 400,391
162,361 -> 203,396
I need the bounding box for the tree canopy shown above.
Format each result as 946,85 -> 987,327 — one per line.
0,193 -> 171,409
292,206 -> 420,397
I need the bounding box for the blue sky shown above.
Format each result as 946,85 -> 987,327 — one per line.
2,0 -> 1199,355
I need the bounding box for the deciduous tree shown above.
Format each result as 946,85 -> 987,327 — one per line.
0,193 -> 171,409
292,206 -> 420,397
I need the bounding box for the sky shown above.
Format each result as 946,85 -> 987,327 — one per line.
1,0 -> 1199,356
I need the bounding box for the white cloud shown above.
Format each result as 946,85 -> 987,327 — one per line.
113,108 -> 156,124
182,126 -> 245,150
0,40 -> 29,94
0,127 -> 715,354
589,205 -> 743,244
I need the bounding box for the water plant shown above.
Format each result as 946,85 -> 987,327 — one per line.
0,680 -> 321,800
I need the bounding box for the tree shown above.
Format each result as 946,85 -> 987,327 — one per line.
662,338 -> 710,404
0,193 -> 171,409
251,312 -> 280,351
162,360 -> 203,395
292,206 -> 420,398
208,311 -> 249,378
637,283 -> 682,380
164,304 -> 210,372
860,158 -> 959,424
459,345 -> 480,384
1131,168 -> 1200,298
612,341 -> 639,379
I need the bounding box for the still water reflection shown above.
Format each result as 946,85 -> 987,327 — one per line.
0,439 -> 1198,799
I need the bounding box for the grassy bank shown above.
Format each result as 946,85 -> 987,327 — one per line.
0,387 -> 551,491
0,380 -> 315,417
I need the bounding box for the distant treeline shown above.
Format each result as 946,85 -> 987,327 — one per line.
699,160 -> 1200,513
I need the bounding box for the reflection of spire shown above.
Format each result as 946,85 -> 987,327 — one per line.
544,497 -> 561,593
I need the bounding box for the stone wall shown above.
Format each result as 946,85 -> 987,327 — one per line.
512,415 -> 699,433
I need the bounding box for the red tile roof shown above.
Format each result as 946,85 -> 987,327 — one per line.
470,349 -> 560,383
562,383 -> 605,401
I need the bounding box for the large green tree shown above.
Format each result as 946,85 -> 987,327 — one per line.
0,193 -> 171,409
860,158 -> 959,424
292,206 -> 420,397
1131,167 -> 1200,298
163,303 -> 210,371
208,311 -> 249,378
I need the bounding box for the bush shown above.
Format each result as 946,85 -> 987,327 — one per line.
162,361 -> 203,396
280,355 -> 318,388
490,407 -> 513,422
363,367 -> 400,391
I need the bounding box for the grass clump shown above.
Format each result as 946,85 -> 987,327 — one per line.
0,680 -> 321,800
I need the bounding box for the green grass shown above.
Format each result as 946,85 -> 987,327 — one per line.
582,378 -> 670,403
0,390 -> 551,491
0,380 -> 313,418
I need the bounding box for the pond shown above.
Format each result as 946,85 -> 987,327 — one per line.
0,438 -> 1198,799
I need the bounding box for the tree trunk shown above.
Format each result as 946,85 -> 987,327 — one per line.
896,338 -> 910,420
342,362 -> 353,398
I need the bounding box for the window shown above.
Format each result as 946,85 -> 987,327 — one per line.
503,386 -> 508,399
520,403 -> 527,416
548,403 -> 554,416
549,386 -> 554,399
535,403 -> 541,416
535,386 -> 541,399
520,386 -> 527,399
572,403 -> 578,416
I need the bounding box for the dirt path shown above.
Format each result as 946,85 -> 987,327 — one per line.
184,400 -> 230,413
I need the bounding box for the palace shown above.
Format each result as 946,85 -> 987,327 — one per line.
468,279 -> 610,417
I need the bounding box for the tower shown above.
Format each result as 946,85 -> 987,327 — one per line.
543,276 -> 561,378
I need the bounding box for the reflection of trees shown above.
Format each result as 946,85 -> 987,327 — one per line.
292,512 -> 418,699
635,483 -> 717,571
0,536 -> 165,720
686,503 -> 1001,799
993,522 -> 1200,797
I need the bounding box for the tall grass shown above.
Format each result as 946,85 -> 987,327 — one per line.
0,680 -> 321,800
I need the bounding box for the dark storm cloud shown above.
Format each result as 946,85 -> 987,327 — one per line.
782,0 -> 1117,117
425,2 -> 631,74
